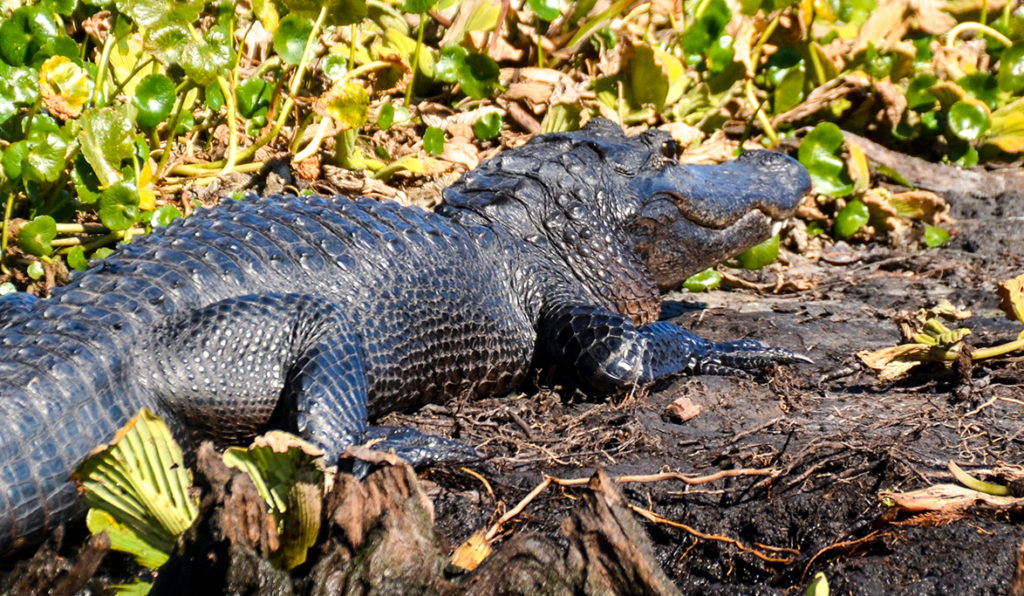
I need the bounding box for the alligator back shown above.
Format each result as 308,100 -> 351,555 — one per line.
0,193 -> 537,552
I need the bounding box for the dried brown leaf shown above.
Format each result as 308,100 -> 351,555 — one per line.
997,274 -> 1024,323
664,397 -> 702,422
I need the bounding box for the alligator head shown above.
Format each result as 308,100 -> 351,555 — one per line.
442,118 -> 811,311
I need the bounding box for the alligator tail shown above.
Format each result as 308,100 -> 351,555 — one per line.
0,309 -> 143,553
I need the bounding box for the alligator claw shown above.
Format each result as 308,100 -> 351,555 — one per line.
698,340 -> 813,376
342,425 -> 482,478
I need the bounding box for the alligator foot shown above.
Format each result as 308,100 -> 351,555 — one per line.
697,339 -> 813,377
343,425 -> 482,478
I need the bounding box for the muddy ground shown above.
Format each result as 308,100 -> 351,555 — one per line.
387,187 -> 1024,594
2,187 -> 1023,594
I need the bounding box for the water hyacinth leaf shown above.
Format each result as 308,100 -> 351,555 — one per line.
773,63 -> 806,113
947,99 -> 989,141
180,29 -> 232,87
0,6 -> 58,66
18,215 -> 56,256
423,126 -> 445,155
7,65 -> 40,105
630,46 -> 686,111
834,199 -> 869,238
734,234 -> 780,269
436,46 -> 500,99
132,73 -> 176,129
905,73 -> 938,111
237,77 -> 274,119
281,0 -> 367,26
99,180 -> 141,231
80,105 -> 136,188
38,55 -> 92,121
125,0 -> 205,28
22,131 -> 67,183
322,53 -> 348,80
957,73 -> 999,110
528,0 -> 561,22
72,154 -> 103,204
2,140 -> 29,180
378,102 -> 395,129
318,81 -> 369,129
273,14 -> 313,65
73,409 -> 199,568
473,112 -> 502,140
923,224 -> 950,248
683,268 -> 722,292
798,122 -> 853,197
67,245 -> 88,270
997,43 -> 1024,93
27,261 -> 45,280
151,204 -> 183,228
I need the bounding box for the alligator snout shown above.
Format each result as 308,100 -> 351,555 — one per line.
643,151 -> 811,229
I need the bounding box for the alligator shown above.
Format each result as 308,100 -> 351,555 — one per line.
0,118 -> 811,553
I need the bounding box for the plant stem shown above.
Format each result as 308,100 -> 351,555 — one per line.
91,18 -> 118,107
405,14 -> 427,107
945,22 -> 1013,48
0,191 -> 14,274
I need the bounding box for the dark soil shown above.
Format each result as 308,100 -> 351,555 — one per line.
3,188 -> 1023,594
396,188 -> 1024,594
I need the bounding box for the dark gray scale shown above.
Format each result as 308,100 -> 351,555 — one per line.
0,118 -> 814,555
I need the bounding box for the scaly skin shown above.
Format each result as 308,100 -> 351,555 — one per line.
0,119 -> 810,553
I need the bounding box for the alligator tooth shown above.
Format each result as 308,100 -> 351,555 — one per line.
771,220 -> 783,237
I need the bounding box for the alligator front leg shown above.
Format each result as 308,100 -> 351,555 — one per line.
145,293 -> 477,468
538,303 -> 809,392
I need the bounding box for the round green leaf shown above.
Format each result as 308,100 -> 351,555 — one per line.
798,122 -> 853,197
706,34 -> 735,75
905,73 -> 937,111
683,268 -> 722,292
957,73 -> 999,110
18,215 -> 57,256
947,100 -> 989,142
322,53 -> 348,80
99,181 -> 141,231
133,74 -> 176,129
461,52 -> 501,99
2,140 -> 29,180
423,126 -> 445,155
67,245 -> 88,271
997,43 -> 1024,93
92,247 -> 114,259
27,261 -> 45,280
734,234 -> 780,269
923,224 -> 950,248
0,6 -> 56,66
473,112 -> 502,141
834,199 -> 869,238
629,46 -> 671,111
80,105 -> 136,188
273,14 -> 313,66
0,282 -> 16,295
151,204 -> 183,228
237,77 -> 274,119
23,131 -> 68,183
378,103 -> 395,129
205,82 -> 225,112
528,0 -> 561,21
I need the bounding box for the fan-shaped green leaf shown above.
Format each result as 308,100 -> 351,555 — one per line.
99,180 -> 141,231
798,122 -> 853,197
80,105 -> 135,188
273,14 -> 313,65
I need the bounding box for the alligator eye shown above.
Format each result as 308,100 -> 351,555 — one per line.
660,139 -> 680,159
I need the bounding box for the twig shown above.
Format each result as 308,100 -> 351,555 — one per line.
630,504 -> 797,564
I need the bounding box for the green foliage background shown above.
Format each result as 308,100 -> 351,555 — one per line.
0,0 -> 1022,291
